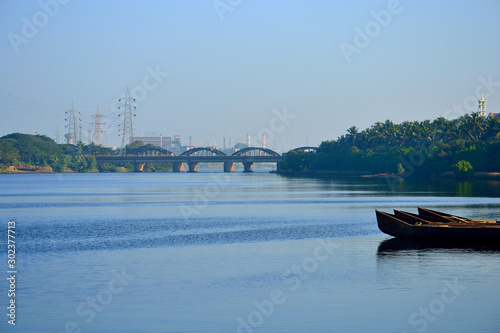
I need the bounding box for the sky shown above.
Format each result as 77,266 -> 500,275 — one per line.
1,0 -> 499,151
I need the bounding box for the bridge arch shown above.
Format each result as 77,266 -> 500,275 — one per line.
180,147 -> 227,156
131,146 -> 176,156
231,147 -> 281,157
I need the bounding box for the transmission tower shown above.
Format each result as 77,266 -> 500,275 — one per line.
65,102 -> 81,145
87,123 -> 92,144
91,106 -> 106,146
118,87 -> 136,155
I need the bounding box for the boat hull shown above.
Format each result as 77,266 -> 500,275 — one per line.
376,210 -> 500,242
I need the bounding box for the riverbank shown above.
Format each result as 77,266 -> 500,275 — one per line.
3,165 -> 500,180
0,163 -> 275,174
278,169 -> 500,180
0,165 -> 55,174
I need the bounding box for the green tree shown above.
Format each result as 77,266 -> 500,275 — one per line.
452,160 -> 474,179
0,139 -> 20,165
281,150 -> 305,172
86,156 -> 97,172
346,126 -> 359,145
126,140 -> 145,151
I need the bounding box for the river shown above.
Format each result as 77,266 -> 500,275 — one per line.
0,171 -> 499,332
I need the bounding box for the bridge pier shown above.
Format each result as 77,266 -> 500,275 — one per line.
134,163 -> 145,172
243,162 -> 253,173
95,147 -> 283,174
224,162 -> 235,172
188,162 -> 198,172
172,162 -> 185,172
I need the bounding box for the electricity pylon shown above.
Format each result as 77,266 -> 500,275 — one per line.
91,106 -> 106,146
118,87 -> 136,155
65,101 -> 81,145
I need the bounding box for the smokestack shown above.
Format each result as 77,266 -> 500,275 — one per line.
262,133 -> 266,148
247,133 -> 251,147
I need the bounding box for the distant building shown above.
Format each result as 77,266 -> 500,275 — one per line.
65,133 -> 75,145
488,112 -> 500,119
131,135 -> 172,150
130,134 -> 189,152
172,135 -> 182,150
478,93 -> 487,117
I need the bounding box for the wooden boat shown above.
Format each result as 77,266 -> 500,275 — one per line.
417,207 -> 499,224
376,208 -> 500,242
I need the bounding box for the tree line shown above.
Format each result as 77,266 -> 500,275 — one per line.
281,113 -> 500,178
2,113 -> 499,176
0,133 -> 116,172
0,134 -> 174,173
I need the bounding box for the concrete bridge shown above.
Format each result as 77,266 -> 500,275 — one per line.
95,147 -> 285,172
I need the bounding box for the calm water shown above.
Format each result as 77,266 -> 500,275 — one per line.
0,172 -> 499,333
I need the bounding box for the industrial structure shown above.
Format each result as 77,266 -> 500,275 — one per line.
90,106 -> 106,146
65,102 -> 81,144
118,87 -> 136,154
133,134 -> 190,152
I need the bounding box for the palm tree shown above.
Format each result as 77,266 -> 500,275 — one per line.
460,113 -> 486,141
346,126 -> 359,145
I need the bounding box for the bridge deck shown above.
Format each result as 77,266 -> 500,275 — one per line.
95,155 -> 282,163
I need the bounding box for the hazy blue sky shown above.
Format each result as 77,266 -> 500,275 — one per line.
1,0 -> 499,150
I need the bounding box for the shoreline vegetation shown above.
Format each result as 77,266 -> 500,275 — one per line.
280,113 -> 500,180
277,170 -> 500,180
0,133 -> 153,174
0,133 -> 274,174
1,113 -> 499,180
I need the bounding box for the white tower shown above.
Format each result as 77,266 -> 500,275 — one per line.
478,93 -> 487,117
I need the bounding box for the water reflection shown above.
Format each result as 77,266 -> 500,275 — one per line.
375,237 -> 500,297
377,238 -> 500,254
456,181 -> 474,197
293,175 -> 500,198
